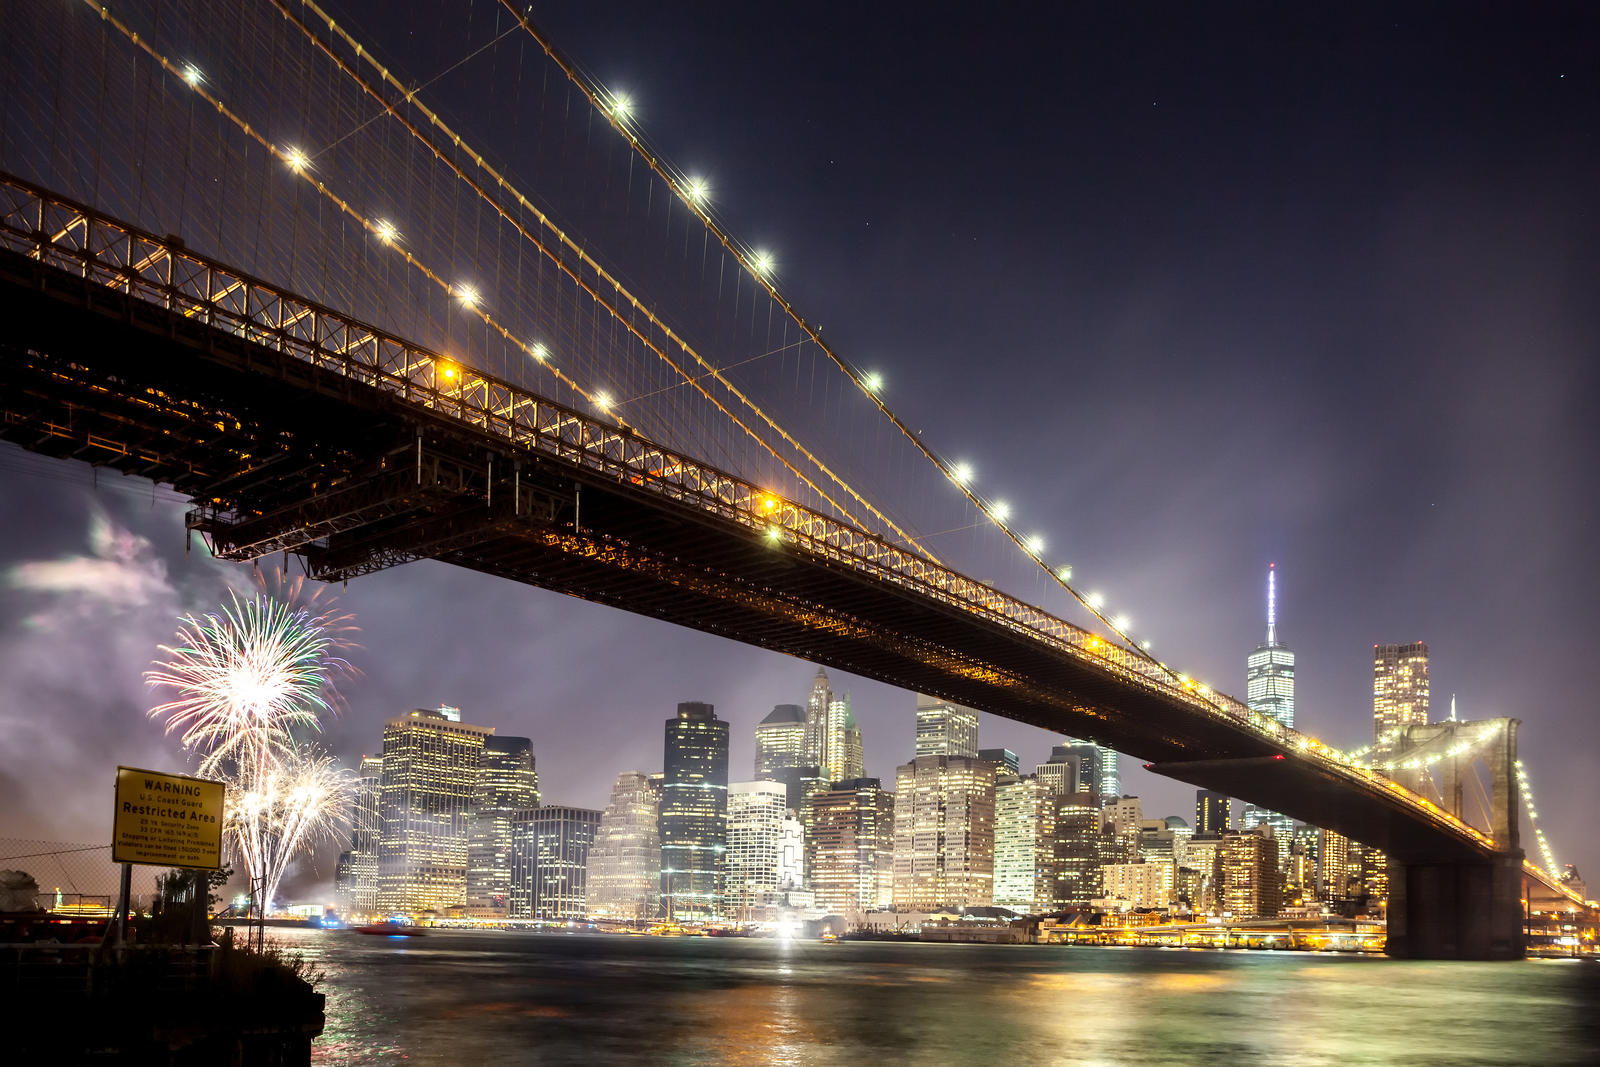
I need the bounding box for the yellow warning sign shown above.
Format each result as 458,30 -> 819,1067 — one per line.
112,766 -> 225,869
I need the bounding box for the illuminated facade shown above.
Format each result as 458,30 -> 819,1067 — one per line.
465,735 -> 538,916
725,781 -> 788,918
1374,641 -> 1430,760
1050,791 -> 1108,907
1195,790 -> 1230,836
335,755 -> 383,914
1100,862 -> 1177,911
586,771 -> 661,921
1102,796 -> 1144,864
810,777 -> 895,913
1318,828 -> 1351,900
1182,835 -> 1223,913
376,708 -> 493,914
1035,745 -> 1076,795
512,805 -> 600,920
914,694 -> 979,759
1220,828 -> 1282,919
753,704 -> 807,778
1243,565 -> 1296,854
892,755 -> 995,910
804,668 -> 865,783
661,701 -> 729,921
993,774 -> 1057,913
1058,739 -> 1118,802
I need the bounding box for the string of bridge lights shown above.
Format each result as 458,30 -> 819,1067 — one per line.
1515,759 -> 1561,875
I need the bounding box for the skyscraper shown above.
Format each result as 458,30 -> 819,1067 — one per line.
1061,739 -> 1118,801
754,704 -> 807,778
809,777 -> 895,913
335,754 -> 383,914
586,771 -> 662,921
660,701 -> 729,922
465,735 -> 539,916
1195,790 -> 1231,836
914,694 -> 980,759
376,708 -> 493,913
804,668 -> 865,783
892,754 -> 995,910
511,806 -> 600,920
725,781 -> 789,919
1374,641 -> 1430,760
1220,828 -> 1282,919
1050,790 -> 1110,908
978,747 -> 1021,778
993,773 -> 1056,913
1242,565 -> 1296,854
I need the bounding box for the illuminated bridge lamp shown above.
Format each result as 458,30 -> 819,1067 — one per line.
457,284 -> 479,308
373,219 -> 398,245
753,251 -> 774,275
1025,534 -> 1045,554
612,93 -> 633,119
760,495 -> 779,513
183,64 -> 203,87
863,371 -> 884,393
529,342 -> 549,361
686,177 -> 709,203
283,146 -> 309,173
991,501 -> 1011,522
951,461 -> 973,484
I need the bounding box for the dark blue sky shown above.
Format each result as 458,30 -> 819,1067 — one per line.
1,1 -> 1596,890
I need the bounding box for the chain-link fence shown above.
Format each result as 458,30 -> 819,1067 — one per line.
0,838 -> 165,914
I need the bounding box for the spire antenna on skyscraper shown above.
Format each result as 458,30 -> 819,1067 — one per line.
1266,563 -> 1277,647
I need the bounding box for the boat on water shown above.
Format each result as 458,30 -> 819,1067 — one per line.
354,921 -> 426,937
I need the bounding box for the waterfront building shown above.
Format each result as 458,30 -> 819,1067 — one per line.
376,708 -> 494,914
512,806 -> 600,920
1195,790 -> 1231,836
586,772 -> 661,921
1050,790 -> 1108,908
465,736 -> 539,916
725,781 -> 788,919
978,747 -> 1020,778
914,694 -> 980,759
892,755 -> 995,910
335,754 -> 383,914
1285,832 -> 1319,907
754,704 -> 807,778
1374,641 -> 1430,760
810,777 -> 895,913
1182,834 -> 1224,913
660,701 -> 730,921
1100,862 -> 1177,911
778,813 -> 806,891
1242,565 -> 1296,856
1319,828 -> 1351,901
993,774 -> 1057,913
1220,828 -> 1282,919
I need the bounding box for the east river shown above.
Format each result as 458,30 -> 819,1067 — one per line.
277,928 -> 1600,1065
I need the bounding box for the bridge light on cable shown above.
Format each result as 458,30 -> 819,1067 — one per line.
1024,534 -> 1045,555
372,219 -> 399,245
610,92 -> 633,120
862,371 -> 884,393
283,146 -> 310,173
752,251 -> 774,275
950,461 -> 973,485
529,342 -> 549,362
182,64 -> 203,88
685,177 -> 709,204
456,284 -> 480,308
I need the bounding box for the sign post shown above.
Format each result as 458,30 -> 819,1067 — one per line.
112,766 -> 226,944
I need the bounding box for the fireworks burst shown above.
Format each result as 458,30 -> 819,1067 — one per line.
146,584 -> 358,911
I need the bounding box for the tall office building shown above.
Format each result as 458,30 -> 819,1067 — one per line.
1182,835 -> 1224,914
586,771 -> 661,921
1050,790 -> 1109,908
1102,796 -> 1144,864
993,774 -> 1057,913
1035,745 -> 1076,796
465,736 -> 539,916
511,806 -> 600,920
1242,565 -> 1296,854
809,777 -> 895,913
804,668 -> 865,783
335,755 -> 383,914
1318,828 -> 1351,901
978,747 -> 1020,778
661,701 -> 730,921
1374,641 -> 1430,760
914,694 -> 980,759
754,704 -> 807,778
892,754 -> 996,910
1195,790 -> 1231,836
376,708 -> 493,913
725,781 -> 789,919
1219,828 -> 1282,919
1062,739 -> 1118,801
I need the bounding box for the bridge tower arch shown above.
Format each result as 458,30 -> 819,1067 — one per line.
1385,717 -> 1525,960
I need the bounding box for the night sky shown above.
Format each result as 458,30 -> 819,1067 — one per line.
1,2 -> 1596,894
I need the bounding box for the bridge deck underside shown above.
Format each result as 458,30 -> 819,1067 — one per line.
0,247 -> 1492,864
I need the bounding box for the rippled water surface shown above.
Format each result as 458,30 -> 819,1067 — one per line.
278,928 -> 1600,1065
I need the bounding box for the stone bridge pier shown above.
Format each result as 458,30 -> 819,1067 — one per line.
1385,718 -> 1525,960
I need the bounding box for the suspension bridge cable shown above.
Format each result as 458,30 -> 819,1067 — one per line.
489,0 -> 1176,676
279,0 -> 938,563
